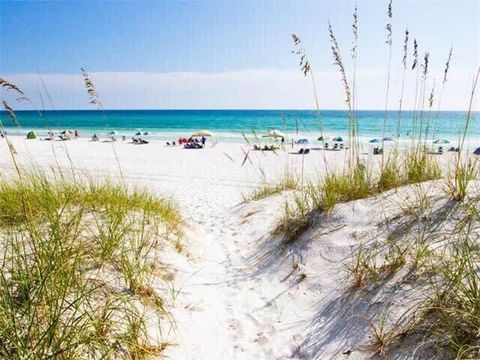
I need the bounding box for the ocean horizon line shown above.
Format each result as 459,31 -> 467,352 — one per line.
3,109 -> 478,113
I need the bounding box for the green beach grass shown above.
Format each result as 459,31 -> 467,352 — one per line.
0,173 -> 183,359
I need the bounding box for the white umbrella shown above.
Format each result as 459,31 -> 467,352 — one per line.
262,129 -> 285,138
191,129 -> 213,137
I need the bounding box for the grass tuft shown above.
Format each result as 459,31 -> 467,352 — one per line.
0,173 -> 182,359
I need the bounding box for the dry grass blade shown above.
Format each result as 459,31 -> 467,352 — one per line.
241,148 -> 252,167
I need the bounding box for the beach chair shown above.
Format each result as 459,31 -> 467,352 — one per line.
304,148 -> 310,154
298,148 -> 304,154
340,143 -> 344,149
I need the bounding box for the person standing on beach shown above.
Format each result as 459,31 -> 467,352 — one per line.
281,136 -> 285,148
201,136 -> 206,148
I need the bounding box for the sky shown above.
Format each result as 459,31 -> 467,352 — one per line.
0,0 -> 479,110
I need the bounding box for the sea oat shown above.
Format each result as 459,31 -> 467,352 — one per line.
411,39 -> 418,70
385,0 -> 393,46
80,67 -> 125,181
422,52 -> 430,80
328,24 -> 352,109
443,47 -> 453,85
402,29 -> 409,69
351,5 -> 358,59
291,34 -> 311,76
81,68 -> 103,109
428,80 -> 436,109
0,77 -> 24,95
2,100 -> 20,127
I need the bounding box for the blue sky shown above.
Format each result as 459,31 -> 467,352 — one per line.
0,0 -> 479,110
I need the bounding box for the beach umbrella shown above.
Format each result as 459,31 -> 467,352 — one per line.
262,129 -> 285,138
474,148 -> 480,156
109,130 -> 117,135
296,138 -> 309,145
433,139 -> 450,144
135,131 -> 142,136
317,136 -> 324,141
382,137 -> 395,142
332,136 -> 344,142
369,138 -> 381,143
191,129 -> 213,137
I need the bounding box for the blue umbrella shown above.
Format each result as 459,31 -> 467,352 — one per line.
332,136 -> 344,142
474,147 -> 480,156
369,138 -> 381,143
382,137 -> 395,142
296,138 -> 310,145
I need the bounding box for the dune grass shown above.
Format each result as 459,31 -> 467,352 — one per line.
245,172 -> 299,201
0,173 -> 182,359
341,181 -> 480,358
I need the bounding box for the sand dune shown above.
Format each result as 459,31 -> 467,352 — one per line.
0,136 -> 472,359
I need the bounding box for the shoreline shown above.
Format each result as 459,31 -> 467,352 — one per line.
2,131 -> 480,150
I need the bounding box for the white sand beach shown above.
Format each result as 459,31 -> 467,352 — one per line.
0,136 -> 476,359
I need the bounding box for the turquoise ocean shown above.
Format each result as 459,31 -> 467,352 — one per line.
2,110 -> 480,145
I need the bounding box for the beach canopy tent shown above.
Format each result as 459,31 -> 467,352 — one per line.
296,138 -> 309,145
433,139 -> 450,144
191,129 -> 213,137
474,147 -> 480,155
26,131 -> 36,139
262,129 -> 285,139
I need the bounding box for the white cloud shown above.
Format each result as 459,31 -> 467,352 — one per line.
2,67 -> 478,111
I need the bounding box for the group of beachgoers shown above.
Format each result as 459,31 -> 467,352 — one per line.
249,130 -> 466,156
15,127 -> 477,156
166,136 -> 207,149
29,129 -> 81,141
